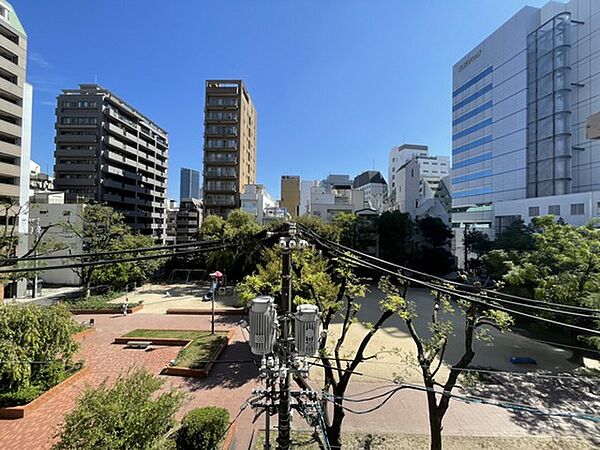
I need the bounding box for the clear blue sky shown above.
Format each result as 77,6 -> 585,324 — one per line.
15,0 -> 550,200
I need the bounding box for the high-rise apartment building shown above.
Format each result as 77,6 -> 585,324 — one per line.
203,80 -> 257,217
180,167 -> 200,200
0,1 -> 32,297
452,0 -> 600,265
54,84 -> 169,241
280,175 -> 300,217
0,1 -> 30,217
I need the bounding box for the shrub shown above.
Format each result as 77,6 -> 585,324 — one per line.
175,407 -> 230,450
53,369 -> 184,450
0,303 -> 79,401
0,384 -> 42,407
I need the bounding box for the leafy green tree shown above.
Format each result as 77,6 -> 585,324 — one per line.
503,216 -> 600,352
238,248 -> 407,448
331,212 -> 357,247
379,278 -> 513,450
296,214 -> 341,242
199,209 -> 265,281
0,304 -> 79,401
493,219 -> 535,252
63,204 -> 129,297
53,369 -> 184,450
378,211 -> 413,265
91,233 -> 163,290
413,217 -> 454,275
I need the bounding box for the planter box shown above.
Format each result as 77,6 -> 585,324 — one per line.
165,307 -> 245,316
70,304 -> 143,315
162,330 -> 235,379
0,366 -> 90,420
222,420 -> 237,450
113,336 -> 191,346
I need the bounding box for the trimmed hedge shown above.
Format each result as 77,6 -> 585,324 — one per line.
176,407 -> 230,450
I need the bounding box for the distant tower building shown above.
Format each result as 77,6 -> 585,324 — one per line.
54,84 -> 169,242
203,80 -> 257,217
280,175 -> 300,217
180,167 -> 200,200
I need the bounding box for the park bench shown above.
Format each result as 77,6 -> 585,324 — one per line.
126,340 -> 152,349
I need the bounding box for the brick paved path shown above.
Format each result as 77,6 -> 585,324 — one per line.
0,312 -> 259,450
2,311 -> 597,449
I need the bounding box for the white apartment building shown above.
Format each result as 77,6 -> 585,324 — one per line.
240,184 -> 279,225
300,180 -> 318,215
353,170 -> 387,213
309,174 -> 366,222
452,0 -> 600,266
388,144 -> 450,221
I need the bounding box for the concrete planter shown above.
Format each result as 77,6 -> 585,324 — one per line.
165,307 -> 245,316
70,304 -> 144,315
0,366 -> 90,420
162,329 -> 235,378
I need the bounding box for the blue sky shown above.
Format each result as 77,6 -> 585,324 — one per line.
15,0 -> 550,200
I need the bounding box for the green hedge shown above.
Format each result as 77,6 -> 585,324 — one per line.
176,407 -> 230,450
62,291 -> 141,310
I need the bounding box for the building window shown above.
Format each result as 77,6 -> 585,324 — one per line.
570,203 -> 584,216
548,205 -> 560,215
528,206 -> 540,217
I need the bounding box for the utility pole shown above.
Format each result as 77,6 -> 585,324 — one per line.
463,223 -> 470,271
277,223 -> 294,450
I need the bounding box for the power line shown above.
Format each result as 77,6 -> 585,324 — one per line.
310,235 -> 600,336
0,238 -> 224,264
298,223 -> 600,315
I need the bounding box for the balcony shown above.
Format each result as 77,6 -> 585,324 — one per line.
0,140 -> 20,158
0,96 -> 21,118
106,150 -> 137,168
57,134 -> 97,143
55,177 -> 95,187
0,76 -> 21,98
106,108 -> 137,130
0,181 -> 19,198
55,163 -> 96,172
0,119 -> 20,138
107,122 -> 137,144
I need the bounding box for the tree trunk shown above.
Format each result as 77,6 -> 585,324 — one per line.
327,393 -> 346,449
426,388 -> 443,450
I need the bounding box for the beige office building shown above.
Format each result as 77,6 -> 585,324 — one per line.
0,2 -> 31,221
280,175 -> 300,217
203,80 -> 256,217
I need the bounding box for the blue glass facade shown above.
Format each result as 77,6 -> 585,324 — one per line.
180,167 -> 201,200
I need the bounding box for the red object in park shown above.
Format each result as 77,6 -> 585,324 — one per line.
210,271 -> 223,279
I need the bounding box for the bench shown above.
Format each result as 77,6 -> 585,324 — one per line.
126,340 -> 152,349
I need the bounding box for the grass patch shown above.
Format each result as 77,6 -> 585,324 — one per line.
62,291 -> 141,310
123,329 -> 228,369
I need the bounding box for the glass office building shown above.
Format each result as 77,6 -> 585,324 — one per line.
452,0 -> 600,266
180,167 -> 201,201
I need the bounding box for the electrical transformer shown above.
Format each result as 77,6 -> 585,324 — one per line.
294,304 -> 320,356
249,296 -> 277,356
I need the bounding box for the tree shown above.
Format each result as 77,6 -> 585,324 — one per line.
493,219 -> 535,252
413,217 -> 454,275
91,233 -> 163,290
0,304 -> 79,401
63,204 -> 130,297
503,216 -> 600,352
53,369 -> 184,450
199,209 -> 265,281
379,278 -> 513,450
237,248 -> 409,448
378,211 -> 413,265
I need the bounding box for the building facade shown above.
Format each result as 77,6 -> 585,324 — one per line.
353,170 -> 387,213
53,84 -> 169,242
452,0 -> 600,266
389,145 -> 450,220
165,199 -> 178,245
175,198 -> 202,244
309,174 -> 365,222
240,183 -> 278,225
203,80 -> 257,217
280,175 -> 300,217
300,180 -> 318,216
180,167 -> 200,201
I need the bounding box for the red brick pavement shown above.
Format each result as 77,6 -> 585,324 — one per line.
0,313 -> 259,450
2,312 -> 596,450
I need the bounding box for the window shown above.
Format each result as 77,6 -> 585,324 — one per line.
548,205 -> 560,215
529,206 -> 540,217
570,203 -> 584,216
